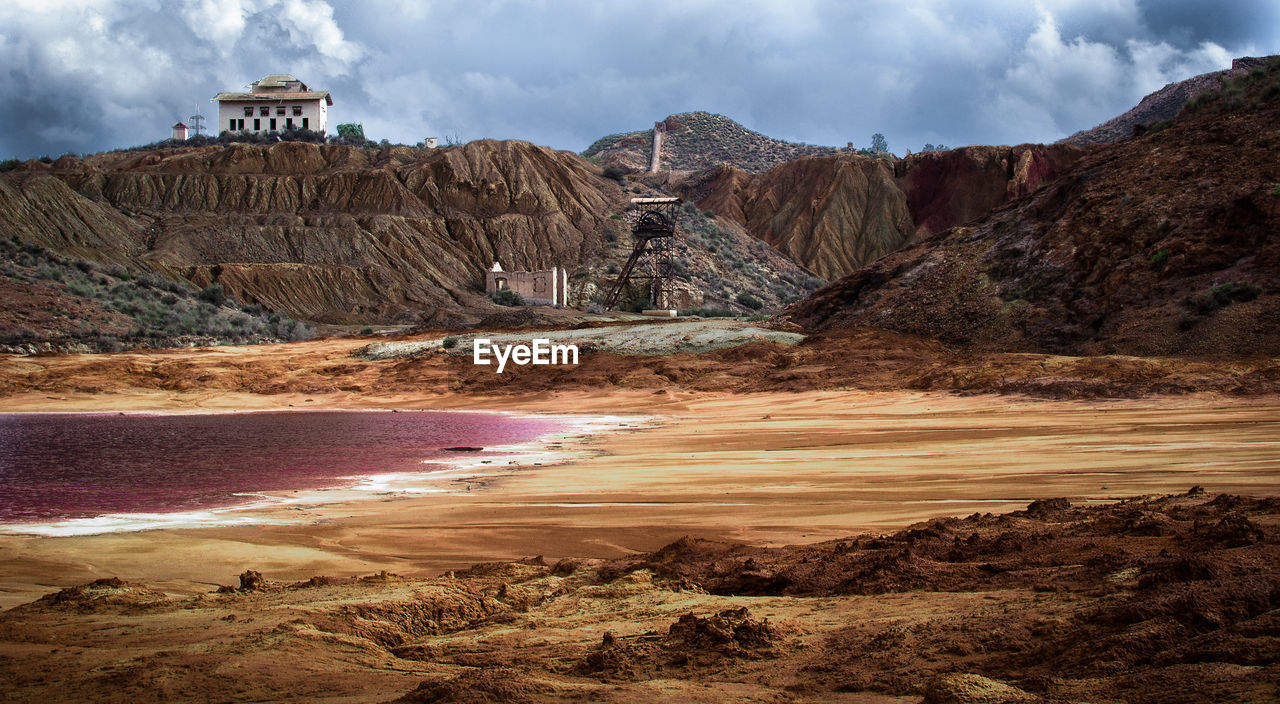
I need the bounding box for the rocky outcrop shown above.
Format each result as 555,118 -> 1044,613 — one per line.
2,140 -> 625,324
895,144 -> 1085,236
787,62 -> 1280,357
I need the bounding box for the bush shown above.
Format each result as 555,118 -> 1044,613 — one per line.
1149,249 -> 1170,270
682,307 -> 736,318
441,335 -> 459,349
359,326 -> 373,335
1145,118 -> 1174,137
197,283 -> 227,306
1189,282 -> 1262,314
601,166 -> 627,184
736,292 -> 764,310
491,288 -> 523,306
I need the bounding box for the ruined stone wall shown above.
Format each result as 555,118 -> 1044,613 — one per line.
486,267 -> 568,307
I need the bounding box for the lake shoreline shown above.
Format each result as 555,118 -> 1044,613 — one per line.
2,388 -> 1279,611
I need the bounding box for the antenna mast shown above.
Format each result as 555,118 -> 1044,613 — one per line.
188,103 -> 206,137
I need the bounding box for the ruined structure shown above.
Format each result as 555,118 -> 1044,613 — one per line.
485,262 -> 568,307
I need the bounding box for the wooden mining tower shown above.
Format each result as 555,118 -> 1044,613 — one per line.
603,197 -> 680,311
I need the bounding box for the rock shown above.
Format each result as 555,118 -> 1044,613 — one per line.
921,673 -> 1040,704
238,569 -> 266,591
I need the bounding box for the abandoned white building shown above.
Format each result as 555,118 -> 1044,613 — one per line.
485,262 -> 568,307
171,122 -> 188,141
212,74 -> 331,135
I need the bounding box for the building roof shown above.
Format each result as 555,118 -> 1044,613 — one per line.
172,122 -> 188,128
254,74 -> 303,89
212,91 -> 332,105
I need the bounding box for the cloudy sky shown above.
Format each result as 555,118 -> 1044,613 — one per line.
0,0 -> 1275,160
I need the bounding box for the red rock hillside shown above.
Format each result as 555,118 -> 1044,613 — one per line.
786,58 -> 1280,357
680,145 -> 1084,280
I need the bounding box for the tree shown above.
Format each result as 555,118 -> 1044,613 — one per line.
336,123 -> 366,141
870,133 -> 889,154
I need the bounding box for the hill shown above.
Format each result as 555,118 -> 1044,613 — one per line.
677,144 -> 1084,279
583,112 -> 844,173
1059,55 -> 1273,145
0,140 -> 821,333
0,237 -> 314,353
787,57 -> 1280,357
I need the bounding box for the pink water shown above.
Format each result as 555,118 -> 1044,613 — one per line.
0,411 -> 565,524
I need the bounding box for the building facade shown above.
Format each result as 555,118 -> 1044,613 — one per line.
212,74 -> 331,135
485,262 -> 568,307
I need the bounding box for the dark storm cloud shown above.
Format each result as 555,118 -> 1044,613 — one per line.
0,1 -> 1274,161
1138,0 -> 1280,50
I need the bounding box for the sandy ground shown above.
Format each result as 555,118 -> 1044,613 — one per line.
2,384 -> 1278,611
2,333 -> 1280,702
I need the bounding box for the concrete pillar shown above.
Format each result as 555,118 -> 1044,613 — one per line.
648,121 -> 664,173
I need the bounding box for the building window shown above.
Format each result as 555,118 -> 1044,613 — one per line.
292,106 -> 302,116
269,118 -> 276,131
286,118 -> 294,130
243,107 -> 253,117
259,106 -> 269,116
301,117 -> 308,130
276,106 -> 285,116
229,118 -> 236,132
253,118 -> 260,131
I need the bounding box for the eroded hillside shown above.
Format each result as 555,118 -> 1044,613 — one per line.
679,145 -> 1084,279
1,140 -> 622,325
788,59 -> 1280,357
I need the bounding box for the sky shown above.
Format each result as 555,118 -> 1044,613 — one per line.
0,0 -> 1276,160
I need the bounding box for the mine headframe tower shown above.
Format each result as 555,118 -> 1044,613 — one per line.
603,197 -> 681,311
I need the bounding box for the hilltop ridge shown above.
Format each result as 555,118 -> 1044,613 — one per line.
583,112 -> 845,173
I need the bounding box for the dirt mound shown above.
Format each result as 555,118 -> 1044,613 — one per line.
309,587 -> 508,648
922,673 -> 1039,704
26,577 -> 171,613
787,59 -> 1280,357
579,606 -> 776,678
393,667 -> 554,703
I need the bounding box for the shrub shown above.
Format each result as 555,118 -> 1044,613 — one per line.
491,288 -> 523,306
1189,282 -> 1262,314
682,307 -> 735,318
1145,118 -> 1174,137
359,326 -> 373,336
1149,249 -> 1170,270
441,335 -> 459,349
1272,184 -> 1280,197
736,292 -> 764,310
197,283 -> 227,306
601,166 -> 627,184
